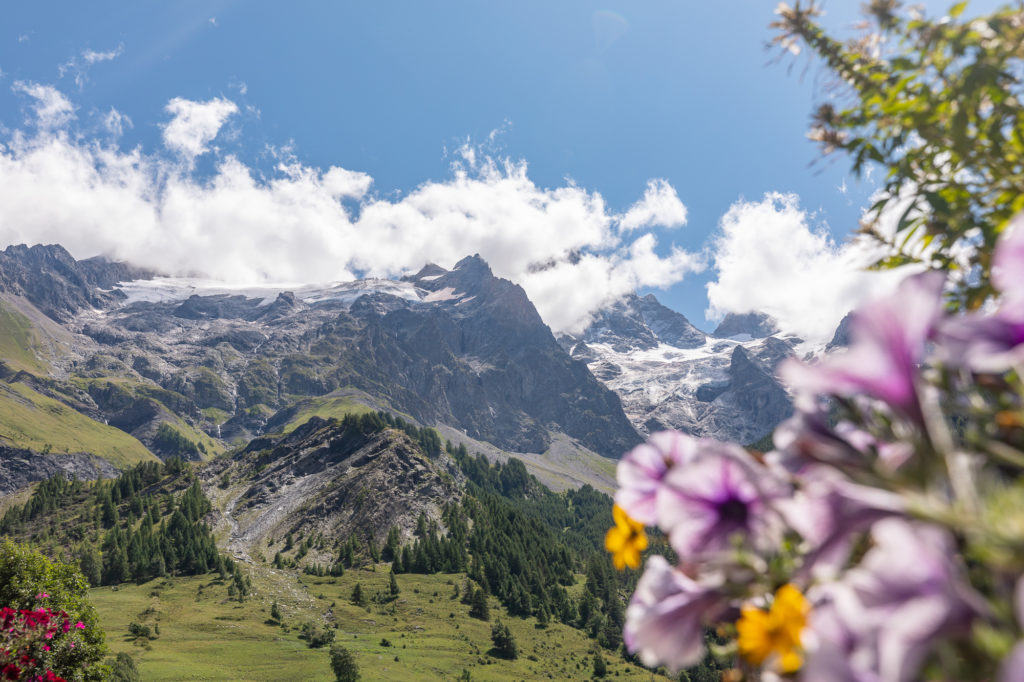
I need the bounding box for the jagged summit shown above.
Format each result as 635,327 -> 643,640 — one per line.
711,311 -> 779,339
0,243 -> 152,321
563,294 -> 796,443
565,292 -> 706,353
0,245 -> 640,471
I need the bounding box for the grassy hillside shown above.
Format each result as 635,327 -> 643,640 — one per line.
0,299 -> 46,374
0,381 -> 157,467
278,395 -> 378,434
91,569 -> 670,681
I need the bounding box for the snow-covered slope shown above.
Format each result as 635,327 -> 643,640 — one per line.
561,297 -> 802,445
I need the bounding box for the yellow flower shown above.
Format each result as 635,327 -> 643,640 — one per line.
605,504 -> 648,570
737,583 -> 809,674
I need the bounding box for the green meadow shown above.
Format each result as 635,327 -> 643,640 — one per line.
91,567 -> 669,681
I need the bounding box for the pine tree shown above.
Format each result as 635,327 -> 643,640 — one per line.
351,582 -> 365,607
469,588 -> 489,621
388,569 -> 400,596
329,644 -> 359,682
592,650 -> 607,678
489,620 -> 518,660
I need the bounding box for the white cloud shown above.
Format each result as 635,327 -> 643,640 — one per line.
12,82 -> 74,128
705,193 -> 915,344
103,108 -> 132,137
161,97 -> 238,159
59,44 -> 123,89
614,176 -> 688,232
0,92 -> 702,334
82,46 -> 123,65
618,178 -> 688,232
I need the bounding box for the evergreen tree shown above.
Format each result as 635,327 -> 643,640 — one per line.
389,569 -> 400,597
592,650 -> 607,678
469,588 -> 489,621
329,644 -> 360,682
489,620 -> 518,660
110,652 -> 141,682
351,582 -> 365,607
78,547 -> 101,587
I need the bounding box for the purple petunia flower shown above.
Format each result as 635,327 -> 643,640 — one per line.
938,215 -> 1024,372
804,519 -> 984,682
781,271 -> 946,424
776,466 -> 904,579
655,442 -> 788,560
615,430 -> 702,525
773,408 -> 911,473
994,213 -> 1024,304
623,555 -> 725,673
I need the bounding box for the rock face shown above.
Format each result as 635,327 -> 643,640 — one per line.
0,244 -> 151,322
712,311 -> 779,339
0,447 -> 119,495
572,293 -> 706,352
0,245 -> 640,479
563,297 -> 796,444
222,418 -> 462,549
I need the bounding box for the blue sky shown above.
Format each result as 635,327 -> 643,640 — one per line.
0,1 -> 1005,340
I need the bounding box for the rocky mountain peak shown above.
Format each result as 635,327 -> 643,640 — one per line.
712,311 -> 779,339
0,243 -> 150,321
566,292 -> 706,353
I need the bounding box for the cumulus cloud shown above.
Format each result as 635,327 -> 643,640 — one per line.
705,193 -> 916,344
12,81 -> 74,128
618,178 -> 688,232
161,97 -> 238,159
0,89 -> 701,334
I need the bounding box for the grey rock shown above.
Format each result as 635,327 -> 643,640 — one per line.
712,311 -> 779,339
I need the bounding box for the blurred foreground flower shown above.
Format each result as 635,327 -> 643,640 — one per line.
607,219 -> 1024,680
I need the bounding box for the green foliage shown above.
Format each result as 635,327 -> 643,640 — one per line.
489,619 -> 518,659
153,422 -> 200,458
0,462 -> 232,589
350,582 -> 365,607
774,1 -> 1024,308
0,540 -> 108,681
593,650 -> 608,678
109,651 -> 141,682
329,643 -> 360,682
468,588 -> 489,621
300,620 -> 336,648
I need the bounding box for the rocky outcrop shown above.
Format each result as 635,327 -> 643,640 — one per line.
712,311 -> 779,339
566,297 -> 798,444
828,312 -> 854,349
567,293 -> 706,352
223,418 -> 462,548
0,244 -> 151,322
0,447 -> 119,495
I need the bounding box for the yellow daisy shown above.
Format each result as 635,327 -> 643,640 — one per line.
737,583 -> 809,674
605,504 -> 648,570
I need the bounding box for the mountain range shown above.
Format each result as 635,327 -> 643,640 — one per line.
0,242 -> 820,495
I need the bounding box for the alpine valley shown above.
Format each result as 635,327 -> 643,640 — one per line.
0,243 -> 831,680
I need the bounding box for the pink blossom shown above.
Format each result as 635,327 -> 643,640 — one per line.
781,271 -> 945,424
804,520 -> 984,682
656,444 -> 788,560
615,431 -> 702,525
623,555 -> 725,673
73,622 -> 84,630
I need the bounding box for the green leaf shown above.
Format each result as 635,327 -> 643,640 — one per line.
949,1 -> 968,18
